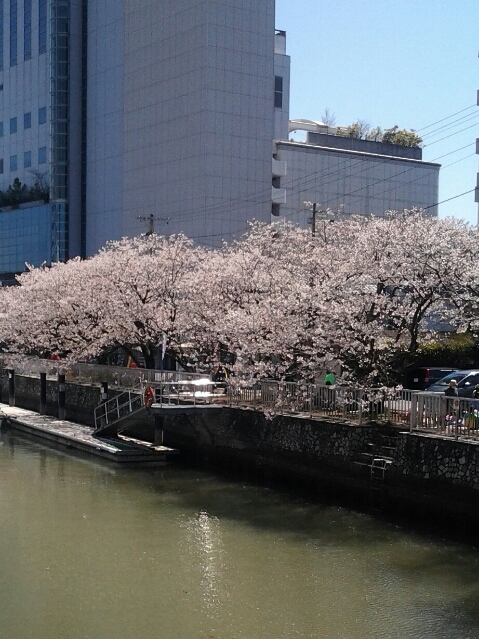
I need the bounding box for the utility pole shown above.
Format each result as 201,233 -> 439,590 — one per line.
311,202 -> 316,237
137,213 -> 169,235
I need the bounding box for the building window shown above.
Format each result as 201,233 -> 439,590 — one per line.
10,155 -> 17,171
274,76 -> 283,109
39,0 -> 47,54
38,146 -> 47,164
24,0 -> 32,61
38,106 -> 47,124
0,159 -> 3,174
10,117 -> 17,134
24,112 -> 31,129
10,0 -> 17,66
0,122 -> 3,137
23,151 -> 31,168
0,0 -> 4,71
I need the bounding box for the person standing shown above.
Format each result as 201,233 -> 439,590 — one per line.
324,371 -> 336,386
444,379 -> 459,427
444,379 -> 458,398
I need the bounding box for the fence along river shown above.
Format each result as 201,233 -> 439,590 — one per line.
2,430 -> 479,639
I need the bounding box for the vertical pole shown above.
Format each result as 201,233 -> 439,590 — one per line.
154,414 -> 164,446
358,389 -> 363,426
100,381 -> 108,404
40,372 -> 47,415
312,202 -> 316,237
8,369 -> 15,407
58,373 -> 66,420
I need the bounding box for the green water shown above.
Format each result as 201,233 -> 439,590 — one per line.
0,431 -> 479,639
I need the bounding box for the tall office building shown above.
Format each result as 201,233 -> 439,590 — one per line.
0,0 -> 275,280
0,1 -> 439,282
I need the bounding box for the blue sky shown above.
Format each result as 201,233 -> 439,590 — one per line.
275,0 -> 479,224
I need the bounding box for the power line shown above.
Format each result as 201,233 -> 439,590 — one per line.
424,122 -> 479,147
279,144 -> 475,222
157,104 -> 479,228
416,104 -> 477,132
421,112 -> 479,140
177,121 -> 477,224
423,189 -> 476,211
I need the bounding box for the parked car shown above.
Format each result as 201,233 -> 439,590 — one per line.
405,367 -> 458,391
426,370 -> 479,397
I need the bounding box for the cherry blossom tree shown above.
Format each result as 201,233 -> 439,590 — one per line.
1,211 -> 477,387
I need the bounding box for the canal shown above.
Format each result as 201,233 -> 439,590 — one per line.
1,432 -> 479,639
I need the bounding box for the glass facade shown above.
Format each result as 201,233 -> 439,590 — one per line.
24,0 -> 31,60
80,0 -> 88,257
0,204 -> 52,274
51,202 -> 68,262
50,0 -> 69,203
49,0 -> 70,263
9,0 -> 17,66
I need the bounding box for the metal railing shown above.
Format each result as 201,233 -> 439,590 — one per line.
227,381 -> 412,426
409,392 -> 479,441
1,357 -> 211,389
153,380 -> 228,406
94,390 -> 145,431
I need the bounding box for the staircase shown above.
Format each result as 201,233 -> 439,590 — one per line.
94,390 -> 147,437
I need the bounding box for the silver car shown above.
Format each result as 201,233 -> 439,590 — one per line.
426,370 -> 479,397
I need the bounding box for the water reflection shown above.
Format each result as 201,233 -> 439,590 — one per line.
1,432 -> 479,639
181,509 -> 225,615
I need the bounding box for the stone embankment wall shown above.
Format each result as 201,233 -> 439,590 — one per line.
395,432 -> 479,489
161,407 -> 479,528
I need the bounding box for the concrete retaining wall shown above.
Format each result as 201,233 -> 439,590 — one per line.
1,374 -> 105,427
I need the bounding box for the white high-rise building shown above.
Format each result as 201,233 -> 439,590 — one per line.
0,0 -> 439,282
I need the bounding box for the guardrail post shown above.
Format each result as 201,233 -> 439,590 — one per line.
8,369 -> 15,407
39,372 -> 47,415
58,373 -> 66,420
410,393 -> 416,432
100,381 -> 108,404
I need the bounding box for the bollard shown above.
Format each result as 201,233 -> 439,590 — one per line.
8,369 -> 15,407
39,372 -> 47,415
100,381 -> 108,403
58,373 -> 66,420
154,413 -> 164,446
